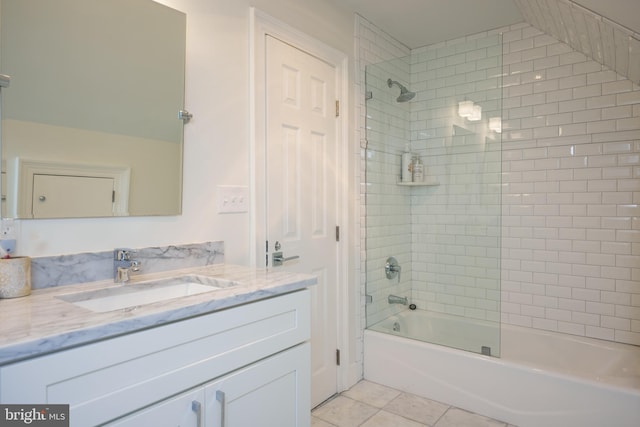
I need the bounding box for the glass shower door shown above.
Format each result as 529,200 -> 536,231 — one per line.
364,33 -> 503,357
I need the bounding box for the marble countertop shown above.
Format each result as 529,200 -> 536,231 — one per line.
0,264 -> 316,365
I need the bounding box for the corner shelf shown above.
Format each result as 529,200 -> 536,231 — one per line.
396,178 -> 440,187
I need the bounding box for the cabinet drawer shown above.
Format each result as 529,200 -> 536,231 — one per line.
0,289 -> 310,426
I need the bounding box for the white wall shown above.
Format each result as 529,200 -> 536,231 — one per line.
12,0 -> 355,265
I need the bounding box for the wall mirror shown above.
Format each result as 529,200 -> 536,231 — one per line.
0,0 -> 186,218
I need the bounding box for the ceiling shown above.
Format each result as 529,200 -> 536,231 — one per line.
335,0 -> 640,49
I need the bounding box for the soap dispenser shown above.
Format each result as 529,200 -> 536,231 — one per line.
401,143 -> 412,182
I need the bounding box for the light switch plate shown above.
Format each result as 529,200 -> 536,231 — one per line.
216,185 -> 249,214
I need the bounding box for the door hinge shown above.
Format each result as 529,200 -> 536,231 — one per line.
335,226 -> 340,242
112,190 -> 115,203
336,349 -> 341,366
335,100 -> 340,117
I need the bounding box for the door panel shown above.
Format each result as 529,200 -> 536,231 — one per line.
265,35 -> 338,407
32,174 -> 114,218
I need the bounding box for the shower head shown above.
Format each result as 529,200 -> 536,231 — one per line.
387,78 -> 415,102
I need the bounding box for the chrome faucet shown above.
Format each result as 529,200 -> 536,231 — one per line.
114,248 -> 141,283
388,294 -> 408,305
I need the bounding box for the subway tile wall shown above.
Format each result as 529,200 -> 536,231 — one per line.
409,32 -> 503,325
499,23 -> 640,345
357,16 -> 640,345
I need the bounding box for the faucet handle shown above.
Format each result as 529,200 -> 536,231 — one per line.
114,248 -> 136,261
385,257 -> 401,282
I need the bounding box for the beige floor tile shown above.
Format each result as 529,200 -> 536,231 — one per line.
312,396 -> 378,427
360,410 -> 427,427
311,415 -> 337,427
385,392 -> 449,426
342,380 -> 402,408
435,408 -> 507,427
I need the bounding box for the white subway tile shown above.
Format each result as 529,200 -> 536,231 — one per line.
617,117 -> 640,131
534,125 -> 560,138
559,74 -> 587,89
593,130 -> 640,143
586,326 -> 615,340
561,301 -> 587,317
587,70 -> 618,85
572,84 -> 601,99
573,109 -> 601,123
532,318 -> 559,331
559,123 -> 587,136
510,38 -> 534,52
559,98 -> 586,113
521,46 -> 547,61
586,94 -> 617,109
509,83 -> 533,97
534,79 -> 559,93
558,322 -> 586,335
546,43 -> 572,56
617,178 -> 640,191
534,102 -> 559,115
614,331 -> 640,345
616,91 -> 640,106
602,105 -> 633,120
547,64 -> 574,79
534,55 -> 560,70
602,141 -> 633,154
559,52 -> 587,65
616,305 -> 640,320
602,80 -> 634,95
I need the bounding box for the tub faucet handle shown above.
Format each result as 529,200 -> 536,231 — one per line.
385,256 -> 401,282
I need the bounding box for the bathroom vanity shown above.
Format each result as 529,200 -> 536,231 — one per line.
0,264 -> 315,426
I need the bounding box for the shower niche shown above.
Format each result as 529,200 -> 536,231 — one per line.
364,34 -> 503,357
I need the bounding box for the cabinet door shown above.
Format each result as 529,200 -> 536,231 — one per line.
205,343 -> 310,427
32,174 -> 115,218
106,388 -> 205,427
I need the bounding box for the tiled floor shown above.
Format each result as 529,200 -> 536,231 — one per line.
312,381 -> 517,427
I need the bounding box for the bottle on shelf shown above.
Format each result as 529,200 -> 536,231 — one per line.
401,143 -> 413,183
412,157 -> 424,182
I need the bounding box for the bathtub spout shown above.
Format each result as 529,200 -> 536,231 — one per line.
388,294 -> 408,305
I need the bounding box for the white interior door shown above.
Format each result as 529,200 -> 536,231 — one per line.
265,35 -> 338,408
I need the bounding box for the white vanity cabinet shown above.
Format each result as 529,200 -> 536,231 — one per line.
109,343 -> 309,427
0,289 -> 311,427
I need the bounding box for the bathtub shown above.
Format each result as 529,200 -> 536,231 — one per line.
364,310 -> 640,427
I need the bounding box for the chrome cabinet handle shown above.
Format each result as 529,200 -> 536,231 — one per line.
216,390 -> 226,427
272,251 -> 300,267
191,400 -> 202,427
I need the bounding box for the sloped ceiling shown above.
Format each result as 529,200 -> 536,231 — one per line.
515,0 -> 640,85
336,0 -> 640,85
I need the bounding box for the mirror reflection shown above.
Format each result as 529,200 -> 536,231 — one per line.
0,0 -> 186,218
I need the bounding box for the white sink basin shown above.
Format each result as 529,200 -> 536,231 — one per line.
57,274 -> 239,313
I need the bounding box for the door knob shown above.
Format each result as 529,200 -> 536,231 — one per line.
272,251 -> 300,267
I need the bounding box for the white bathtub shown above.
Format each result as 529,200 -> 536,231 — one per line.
364,310 -> 640,427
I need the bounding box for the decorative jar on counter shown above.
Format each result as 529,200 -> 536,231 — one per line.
0,256 -> 31,298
